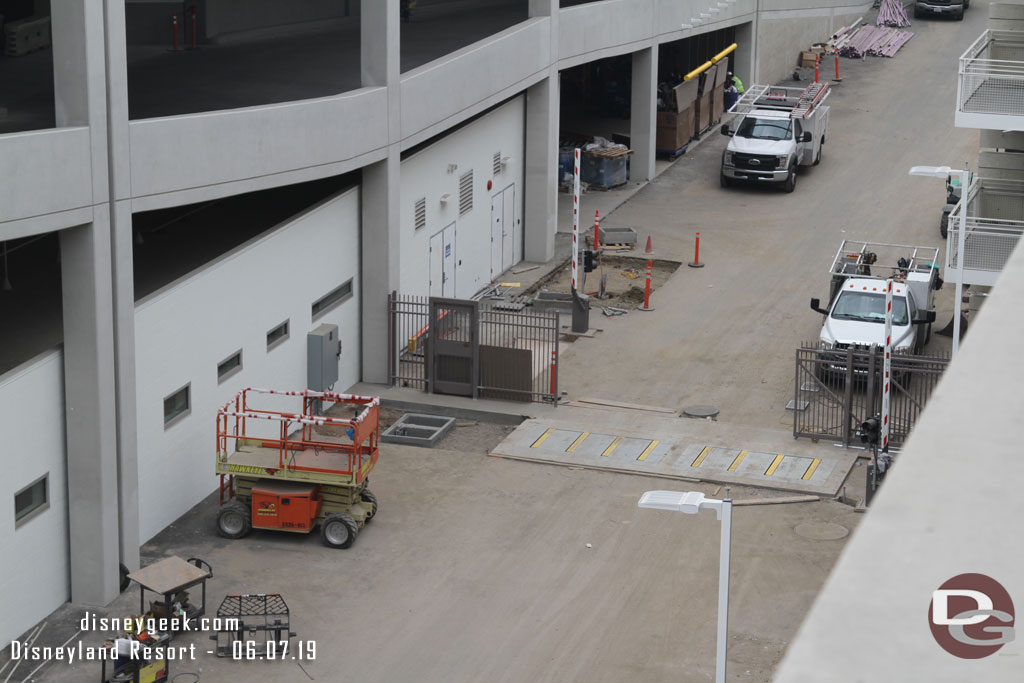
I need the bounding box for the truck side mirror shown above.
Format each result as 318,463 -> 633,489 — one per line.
913,311 -> 937,325
810,298 -> 829,315
720,124 -> 731,136
801,131 -> 812,143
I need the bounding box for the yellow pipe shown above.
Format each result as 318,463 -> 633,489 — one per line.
683,43 -> 738,81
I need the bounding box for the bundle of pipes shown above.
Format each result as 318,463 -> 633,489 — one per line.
877,0 -> 911,28
836,25 -> 914,58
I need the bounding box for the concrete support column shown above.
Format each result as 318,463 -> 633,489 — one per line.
60,216 -> 121,606
734,21 -> 755,87
103,0 -> 141,574
630,46 -> 658,183
524,73 -> 559,262
360,0 -> 402,385
361,151 -> 401,384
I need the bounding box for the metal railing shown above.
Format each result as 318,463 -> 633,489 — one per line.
794,344 -> 948,448
946,177 -> 1024,284
387,292 -> 560,403
958,30 -> 1024,116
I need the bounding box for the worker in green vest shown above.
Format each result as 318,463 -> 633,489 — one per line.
727,72 -> 744,94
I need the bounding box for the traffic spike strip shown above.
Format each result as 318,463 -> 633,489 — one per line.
639,259 -> 655,312
688,232 -> 705,268
645,235 -> 653,254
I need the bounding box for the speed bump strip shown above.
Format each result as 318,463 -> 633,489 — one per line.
531,428 -> 554,448
728,450 -> 748,472
691,446 -> 712,468
566,432 -> 590,453
601,436 -> 623,457
802,458 -> 822,481
764,454 -> 785,476
637,440 -> 660,462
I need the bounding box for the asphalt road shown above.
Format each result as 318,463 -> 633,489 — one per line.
559,9 -> 979,432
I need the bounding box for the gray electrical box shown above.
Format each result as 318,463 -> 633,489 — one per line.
307,324 -> 340,391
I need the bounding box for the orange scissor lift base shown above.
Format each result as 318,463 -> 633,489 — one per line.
214,388 -> 381,549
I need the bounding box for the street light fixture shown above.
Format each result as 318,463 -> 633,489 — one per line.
637,489 -> 733,683
909,164 -> 970,356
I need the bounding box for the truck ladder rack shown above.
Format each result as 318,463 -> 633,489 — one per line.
727,82 -> 831,119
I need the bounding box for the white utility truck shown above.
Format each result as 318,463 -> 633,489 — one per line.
809,241 -> 940,362
720,82 -> 830,192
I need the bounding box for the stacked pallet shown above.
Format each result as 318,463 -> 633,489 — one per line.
5,15 -> 51,57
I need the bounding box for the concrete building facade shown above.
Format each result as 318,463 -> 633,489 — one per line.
0,0 -> 870,648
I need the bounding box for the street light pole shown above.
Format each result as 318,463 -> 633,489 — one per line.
638,489 -> 733,683
715,491 -> 732,683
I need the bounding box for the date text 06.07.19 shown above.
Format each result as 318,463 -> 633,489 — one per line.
231,640 -> 316,660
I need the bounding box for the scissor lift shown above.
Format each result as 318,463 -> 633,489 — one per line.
214,388 -> 380,549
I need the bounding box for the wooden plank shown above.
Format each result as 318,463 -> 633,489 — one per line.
732,495 -> 820,506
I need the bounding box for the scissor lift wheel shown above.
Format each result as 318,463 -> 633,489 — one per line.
216,500 -> 252,539
321,513 -> 358,549
361,488 -> 378,521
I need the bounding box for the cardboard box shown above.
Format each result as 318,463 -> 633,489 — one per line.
712,82 -> 725,121
656,109 -> 693,151
800,51 -> 817,68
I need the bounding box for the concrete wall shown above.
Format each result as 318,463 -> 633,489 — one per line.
133,188 -> 361,542
756,1 -> 871,84
0,349 -> 69,647
399,97 -> 526,298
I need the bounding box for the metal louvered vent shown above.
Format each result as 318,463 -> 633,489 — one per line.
459,170 -> 474,215
414,197 -> 426,230
493,151 -> 502,176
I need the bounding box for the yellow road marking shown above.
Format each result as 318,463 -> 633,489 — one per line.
764,454 -> 785,476
601,436 -> 623,457
566,432 -> 590,453
691,446 -> 712,468
637,440 -> 660,462
531,428 -> 554,448
728,450 -> 748,472
802,458 -> 822,481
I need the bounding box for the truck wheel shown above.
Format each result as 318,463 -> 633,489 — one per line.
361,488 -> 378,522
720,172 -> 732,188
914,6 -> 921,18
940,213 -> 949,239
956,6 -> 964,19
321,513 -> 358,549
925,321 -> 933,345
216,500 -> 251,539
814,143 -> 822,166
120,563 -> 131,592
782,166 -> 797,193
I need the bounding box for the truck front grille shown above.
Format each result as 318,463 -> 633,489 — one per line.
733,154 -> 779,171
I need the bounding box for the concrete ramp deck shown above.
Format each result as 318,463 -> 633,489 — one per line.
491,407 -> 857,496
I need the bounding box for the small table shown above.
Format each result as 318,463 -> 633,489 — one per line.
128,556 -> 211,641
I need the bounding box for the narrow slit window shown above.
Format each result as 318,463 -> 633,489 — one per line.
217,350 -> 243,383
267,320 -> 290,350
15,475 -> 48,526
163,384 -> 190,427
312,278 -> 354,320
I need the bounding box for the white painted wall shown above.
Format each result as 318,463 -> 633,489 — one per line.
133,188 -> 361,542
399,96 -> 526,299
0,349 -> 69,647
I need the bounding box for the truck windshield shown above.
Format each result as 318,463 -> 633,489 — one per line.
736,116 -> 792,141
832,292 -> 909,325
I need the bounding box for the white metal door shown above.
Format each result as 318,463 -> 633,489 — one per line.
501,184 -> 515,272
429,229 -> 444,297
490,193 -> 503,278
442,222 -> 456,296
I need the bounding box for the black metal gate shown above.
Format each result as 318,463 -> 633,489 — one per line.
387,292 -> 559,403
793,344 -> 948,448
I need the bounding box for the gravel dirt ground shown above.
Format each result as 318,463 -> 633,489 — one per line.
3,6 -> 986,683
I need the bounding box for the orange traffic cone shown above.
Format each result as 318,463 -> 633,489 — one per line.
645,236 -> 653,254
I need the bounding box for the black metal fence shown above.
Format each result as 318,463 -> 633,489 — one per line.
793,343 -> 949,448
387,292 -> 560,403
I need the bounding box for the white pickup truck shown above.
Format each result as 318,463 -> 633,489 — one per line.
720,82 -> 830,193
810,242 -> 941,360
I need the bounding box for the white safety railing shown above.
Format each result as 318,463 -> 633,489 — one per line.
946,177 -> 1024,283
958,30 -> 1024,117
